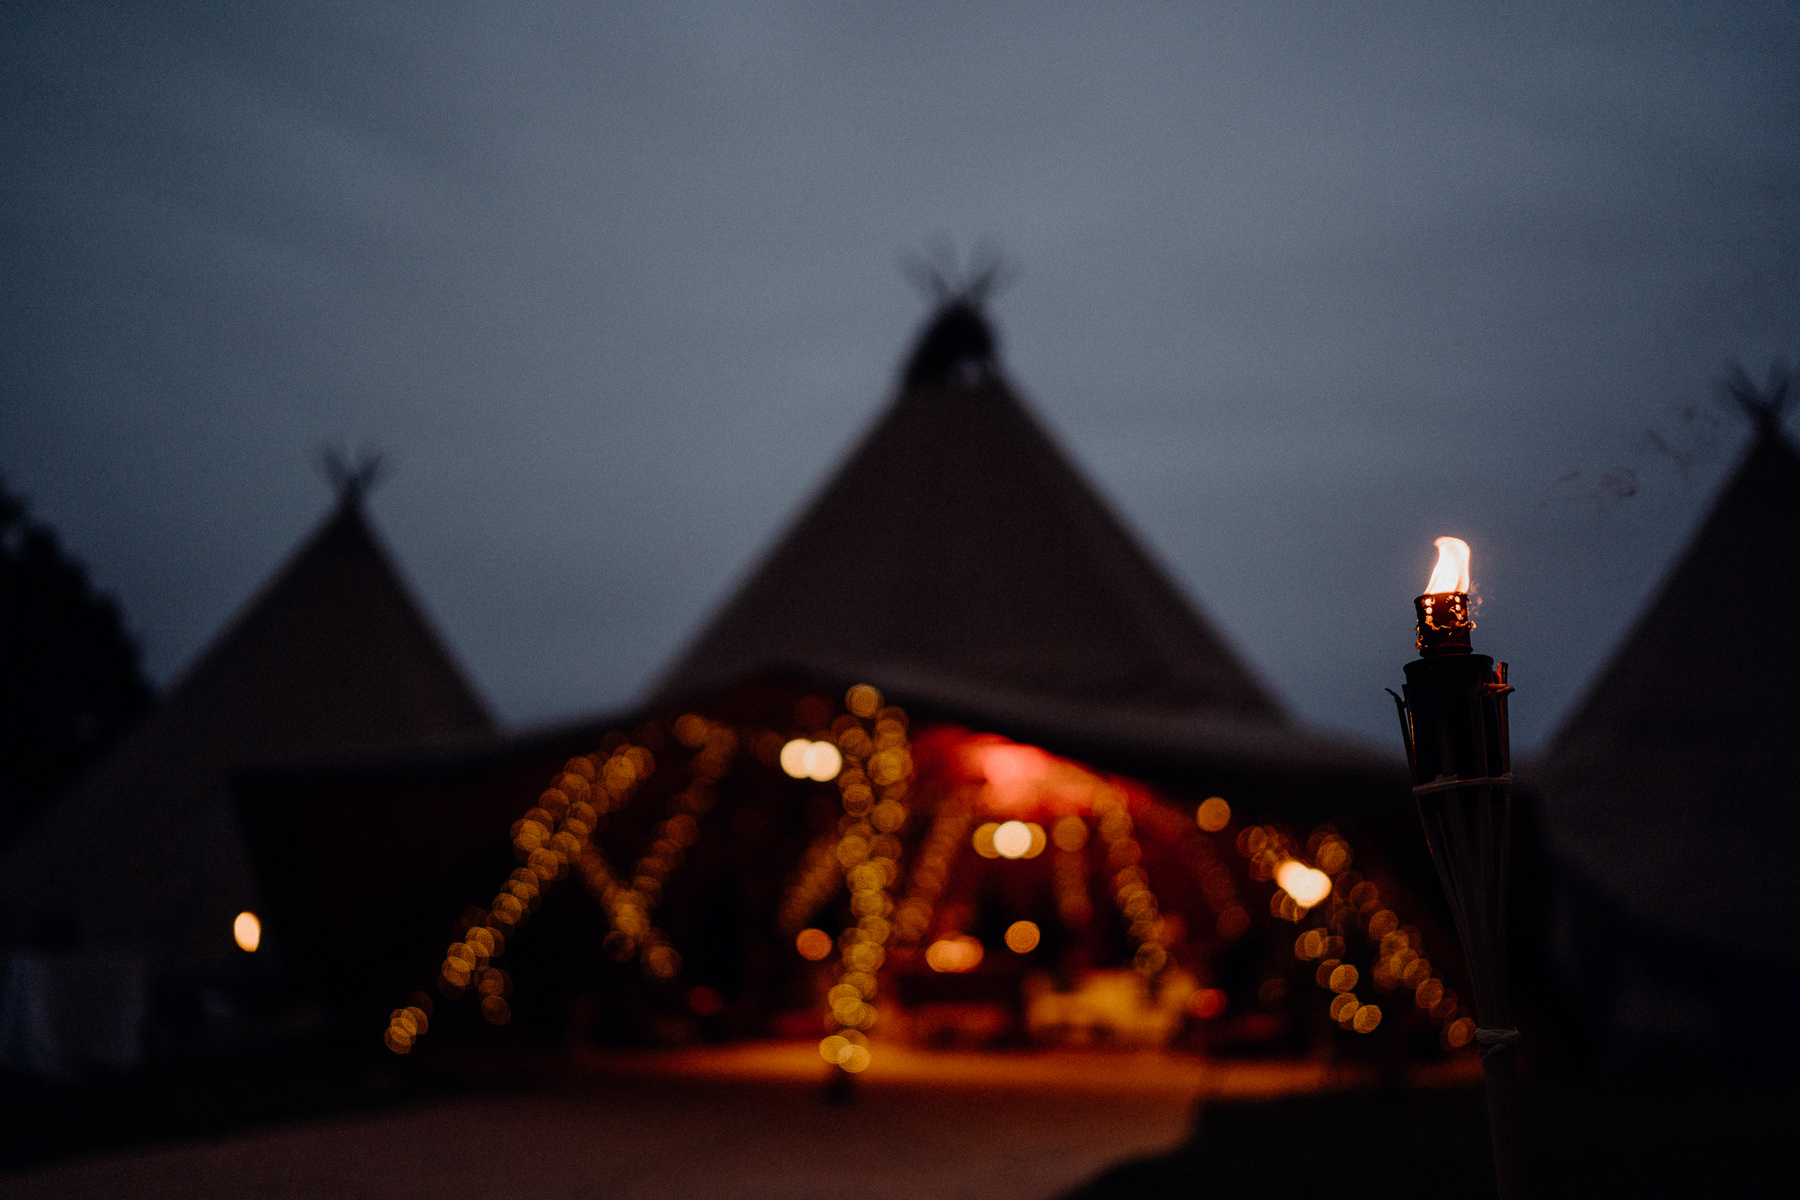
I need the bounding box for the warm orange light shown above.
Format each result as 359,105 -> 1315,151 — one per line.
925,935 -> 984,973
1425,536 -> 1471,594
779,739 -> 810,777
1187,987 -> 1228,1019
993,820 -> 1033,859
1196,796 -> 1231,832
233,911 -> 261,953
977,742 -> 1052,809
1275,860 -> 1332,908
1051,814 -> 1088,851
795,928 -> 833,960
972,822 -> 1000,857
1004,920 -> 1041,953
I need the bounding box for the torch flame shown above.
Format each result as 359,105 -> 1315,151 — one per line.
1424,536 -> 1471,595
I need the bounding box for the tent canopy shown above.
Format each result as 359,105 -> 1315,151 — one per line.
652,300 -> 1287,736
0,491 -> 495,970
1538,422 -> 1800,964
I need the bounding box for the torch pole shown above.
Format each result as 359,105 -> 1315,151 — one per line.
1394,591 -> 1521,1200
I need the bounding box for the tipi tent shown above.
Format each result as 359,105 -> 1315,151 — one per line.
1535,380 -> 1800,1061
652,299 -> 1386,788
656,297 -> 1279,722
0,486 -> 494,977
237,300 -> 1456,1064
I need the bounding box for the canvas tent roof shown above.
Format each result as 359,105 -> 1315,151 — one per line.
652,300 -> 1295,740
0,491 -> 495,972
231,304 -> 1430,1036
1536,420 -> 1800,965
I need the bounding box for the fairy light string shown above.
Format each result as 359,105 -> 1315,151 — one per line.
389,687 -> 1476,1062
818,690 -> 911,1076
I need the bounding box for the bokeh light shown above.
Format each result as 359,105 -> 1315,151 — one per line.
1275,860 -> 1331,908
972,822 -> 1000,857
1004,920 -> 1041,953
925,935 -> 984,973
779,738 -> 811,777
845,684 -> 882,718
233,911 -> 261,953
796,928 -> 833,960
1052,814 -> 1089,851
1196,796 -> 1231,832
993,820 -> 1032,859
1187,988 -> 1228,1019
803,740 -> 843,781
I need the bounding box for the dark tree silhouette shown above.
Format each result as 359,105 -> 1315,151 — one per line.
1,480 -> 153,845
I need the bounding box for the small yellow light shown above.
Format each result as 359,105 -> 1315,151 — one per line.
1004,920 -> 1041,953
1051,815 -> 1088,851
780,738 -> 844,781
1275,860 -> 1332,908
972,822 -> 1000,857
925,935 -> 984,973
845,684 -> 882,718
233,911 -> 261,953
803,740 -> 843,781
1023,822 -> 1047,858
779,739 -> 811,778
1196,796 -> 1231,832
993,820 -> 1032,859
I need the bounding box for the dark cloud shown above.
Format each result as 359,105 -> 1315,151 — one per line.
4,1 -> 1798,752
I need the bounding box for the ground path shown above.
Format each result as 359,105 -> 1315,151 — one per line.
6,1044 -> 1429,1199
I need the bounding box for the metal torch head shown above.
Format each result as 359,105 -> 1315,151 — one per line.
1415,591 -> 1473,655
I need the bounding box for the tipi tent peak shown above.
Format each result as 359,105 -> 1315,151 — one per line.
650,296 -> 1286,747
0,484 -> 495,973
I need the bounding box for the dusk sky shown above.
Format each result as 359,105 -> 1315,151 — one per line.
5,2 -> 1797,755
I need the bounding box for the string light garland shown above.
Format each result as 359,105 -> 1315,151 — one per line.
1091,786 -> 1172,978
387,686 -> 1468,1066
819,693 -> 911,1076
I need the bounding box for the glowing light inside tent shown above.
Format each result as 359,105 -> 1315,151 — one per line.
1275,860 -> 1332,909
780,738 -> 843,781
1425,536 -> 1471,595
993,820 -> 1033,859
977,741 -> 1053,809
233,911 -> 262,953
925,935 -> 984,973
